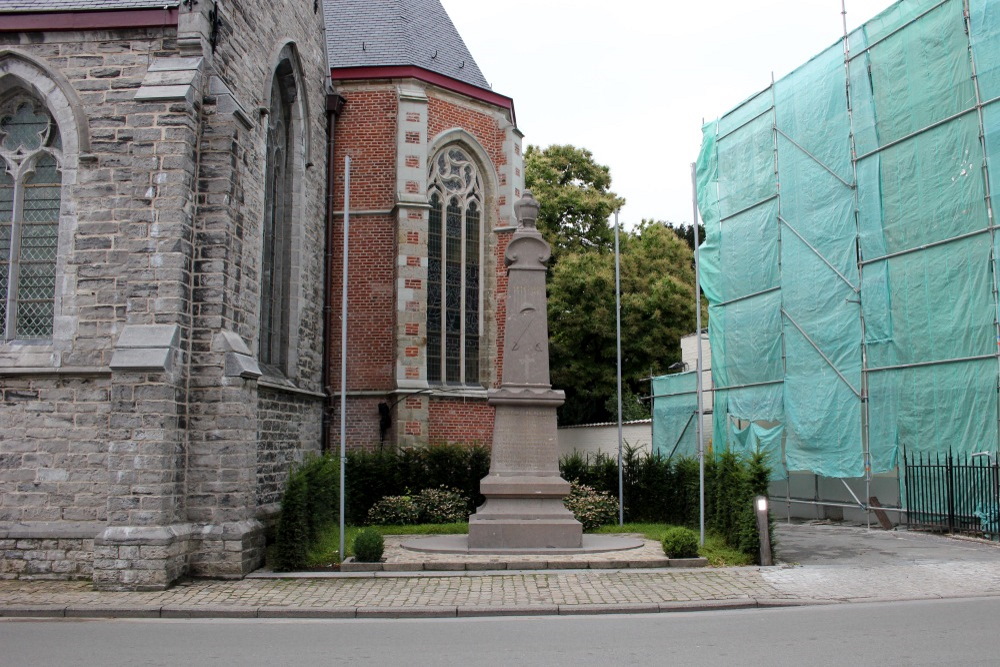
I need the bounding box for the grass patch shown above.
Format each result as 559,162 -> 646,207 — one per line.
300,522 -> 469,567
594,523 -> 755,566
271,520 -> 754,569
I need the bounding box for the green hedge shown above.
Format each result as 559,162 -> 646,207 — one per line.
344,444 -> 490,525
273,453 -> 340,572
559,447 -> 773,562
275,444 -> 773,568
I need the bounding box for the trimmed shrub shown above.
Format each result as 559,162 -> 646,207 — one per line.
303,454 -> 339,541
353,528 -> 385,563
564,481 -> 619,531
661,526 -> 699,558
273,469 -> 310,571
709,450 -> 745,544
273,454 -> 340,571
414,487 -> 469,524
366,494 -> 420,526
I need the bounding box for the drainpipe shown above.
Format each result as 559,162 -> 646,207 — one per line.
321,89 -> 346,453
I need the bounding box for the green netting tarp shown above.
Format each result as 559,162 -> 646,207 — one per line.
693,0 -> 1000,479
651,371 -> 699,459
727,421 -> 787,479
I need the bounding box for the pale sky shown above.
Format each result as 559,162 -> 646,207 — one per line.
440,0 -> 899,228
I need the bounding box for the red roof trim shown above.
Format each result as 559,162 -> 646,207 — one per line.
331,65 -> 515,116
0,8 -> 179,33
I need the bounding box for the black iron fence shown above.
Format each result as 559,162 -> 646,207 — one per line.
903,449 -> 999,540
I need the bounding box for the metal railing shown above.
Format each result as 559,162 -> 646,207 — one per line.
903,449 -> 999,540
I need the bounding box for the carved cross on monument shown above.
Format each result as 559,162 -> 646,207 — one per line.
467,190 -> 583,550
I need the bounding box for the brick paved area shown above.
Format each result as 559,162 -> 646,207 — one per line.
1,523 -> 999,619
0,568 -> 788,618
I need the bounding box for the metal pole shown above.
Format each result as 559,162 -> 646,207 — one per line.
691,162 -> 705,545
962,0 -> 1000,515
843,0 -> 872,529
614,209 -> 624,526
339,155 -> 351,562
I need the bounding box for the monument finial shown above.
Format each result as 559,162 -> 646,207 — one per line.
514,189 -> 539,228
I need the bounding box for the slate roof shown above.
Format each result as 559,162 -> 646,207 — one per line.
324,0 -> 490,91
0,1 -> 179,10
1,0 -> 492,93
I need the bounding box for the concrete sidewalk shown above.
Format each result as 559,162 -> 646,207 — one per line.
1,523 -> 999,619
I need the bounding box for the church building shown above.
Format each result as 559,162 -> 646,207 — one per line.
0,0 -> 520,589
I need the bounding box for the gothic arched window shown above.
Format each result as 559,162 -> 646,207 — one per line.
259,58 -> 297,371
0,93 -> 62,341
427,146 -> 482,385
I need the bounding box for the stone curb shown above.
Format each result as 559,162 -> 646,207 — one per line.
338,558 -> 682,573
5,593 -> 999,620
0,598 -> 823,619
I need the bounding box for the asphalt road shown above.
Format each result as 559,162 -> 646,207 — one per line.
3,596 -> 998,666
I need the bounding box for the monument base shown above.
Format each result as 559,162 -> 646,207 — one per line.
468,473 -> 582,549
401,533 -> 644,555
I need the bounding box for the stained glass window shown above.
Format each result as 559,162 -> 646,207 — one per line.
259,58 -> 296,370
0,94 -> 62,341
426,146 -> 482,385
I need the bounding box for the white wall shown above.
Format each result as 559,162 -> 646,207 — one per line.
558,420 -> 652,459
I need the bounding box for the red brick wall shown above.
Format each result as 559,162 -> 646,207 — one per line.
427,96 -> 506,175
330,87 -> 397,392
328,81 -> 520,447
428,398 -> 494,446
327,214 -> 395,391
330,396 -> 386,451
333,89 -> 396,211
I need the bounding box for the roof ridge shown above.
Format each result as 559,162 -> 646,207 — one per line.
324,0 -> 491,93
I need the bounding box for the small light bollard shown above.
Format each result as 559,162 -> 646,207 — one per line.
755,495 -> 773,566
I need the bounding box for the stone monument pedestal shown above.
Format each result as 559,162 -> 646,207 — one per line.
466,191 -> 583,550
469,389 -> 582,549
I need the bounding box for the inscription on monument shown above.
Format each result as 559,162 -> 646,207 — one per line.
490,407 -> 558,473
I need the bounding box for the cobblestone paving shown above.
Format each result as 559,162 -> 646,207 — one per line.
0,568 -> 788,611
4,525 -> 1000,617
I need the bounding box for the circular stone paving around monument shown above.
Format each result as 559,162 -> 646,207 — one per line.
400,534 -> 645,555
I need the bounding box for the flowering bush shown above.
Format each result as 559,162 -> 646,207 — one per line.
366,494 -> 420,526
414,487 -> 469,524
366,487 -> 470,525
564,481 -> 619,531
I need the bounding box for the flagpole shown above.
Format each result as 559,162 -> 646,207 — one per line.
691,162 -> 705,546
614,208 -> 624,526
339,155 -> 351,562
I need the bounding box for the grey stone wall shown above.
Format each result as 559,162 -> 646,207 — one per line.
181,0 -> 329,577
0,0 -> 329,589
0,536 -> 93,581
0,378 -> 110,524
256,387 -> 323,516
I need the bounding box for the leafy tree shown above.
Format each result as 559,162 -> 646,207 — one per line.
524,144 -> 625,258
548,221 -> 697,425
603,387 -> 651,422
666,222 -> 706,253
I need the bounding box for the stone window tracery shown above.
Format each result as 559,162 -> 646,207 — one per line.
0,93 -> 62,341
427,147 -> 482,385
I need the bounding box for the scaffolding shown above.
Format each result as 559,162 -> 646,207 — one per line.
656,0 -> 1000,521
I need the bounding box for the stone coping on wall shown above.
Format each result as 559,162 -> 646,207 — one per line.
0,522 -> 104,540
